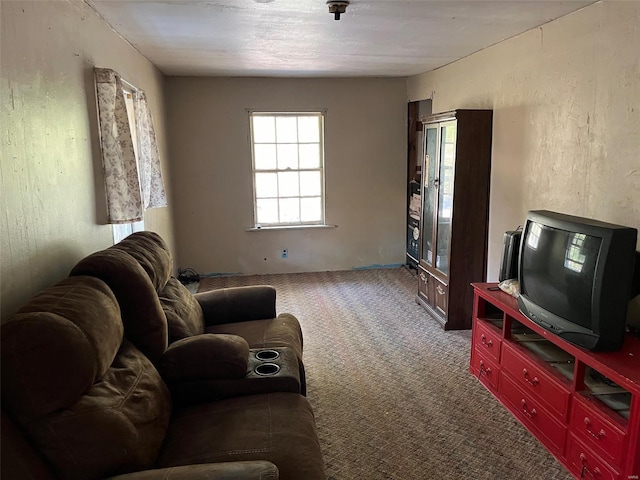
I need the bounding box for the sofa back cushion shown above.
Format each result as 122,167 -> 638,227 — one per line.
71,231 -> 206,357
1,411 -> 55,480
160,277 -> 205,341
70,248 -> 168,362
2,276 -> 123,416
29,340 -> 171,479
1,276 -> 171,480
105,231 -> 206,344
112,231 -> 173,292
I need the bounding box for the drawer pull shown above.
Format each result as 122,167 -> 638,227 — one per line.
436,285 -> 445,295
522,368 -> 539,386
419,272 -> 427,282
480,334 -> 493,347
520,399 -> 537,418
583,417 -> 606,440
579,453 -> 601,478
479,360 -> 492,377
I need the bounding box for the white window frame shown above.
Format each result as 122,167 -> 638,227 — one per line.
249,111 -> 326,228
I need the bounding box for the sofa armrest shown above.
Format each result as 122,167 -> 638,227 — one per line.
157,334 -> 249,382
107,461 -> 278,479
194,286 -> 277,326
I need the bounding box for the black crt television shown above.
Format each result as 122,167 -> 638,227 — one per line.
517,210 -> 639,352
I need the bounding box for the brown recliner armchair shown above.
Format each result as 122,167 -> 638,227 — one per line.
1,275 -> 324,480
69,231 -> 306,399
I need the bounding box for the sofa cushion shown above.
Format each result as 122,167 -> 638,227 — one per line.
113,231 -> 173,292
160,277 -> 205,341
1,410 -> 56,480
1,276 -> 172,480
1,276 -> 123,416
205,313 -> 303,363
158,392 -> 324,480
70,249 -> 168,362
23,341 -> 171,480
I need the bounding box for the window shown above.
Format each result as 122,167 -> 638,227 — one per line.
250,112 -> 325,227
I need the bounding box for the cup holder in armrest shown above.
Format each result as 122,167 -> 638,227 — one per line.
255,349 -> 280,361
254,363 -> 280,376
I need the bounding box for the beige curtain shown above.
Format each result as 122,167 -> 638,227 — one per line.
134,91 -> 167,210
94,67 -> 166,223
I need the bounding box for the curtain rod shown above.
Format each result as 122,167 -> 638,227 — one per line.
121,77 -> 139,92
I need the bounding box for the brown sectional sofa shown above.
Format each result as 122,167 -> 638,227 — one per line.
1,232 -> 325,480
70,231 -> 307,397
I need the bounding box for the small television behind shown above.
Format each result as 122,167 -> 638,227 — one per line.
517,210 -> 639,352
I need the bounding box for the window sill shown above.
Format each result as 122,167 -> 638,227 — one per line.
246,224 -> 337,232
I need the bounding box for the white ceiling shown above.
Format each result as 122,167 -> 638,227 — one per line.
86,0 -> 596,78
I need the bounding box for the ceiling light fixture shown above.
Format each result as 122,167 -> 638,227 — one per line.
327,0 -> 349,20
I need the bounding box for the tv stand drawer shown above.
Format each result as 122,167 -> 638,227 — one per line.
569,396 -> 626,468
501,342 -> 570,419
565,434 -> 621,480
473,319 -> 502,363
499,372 -> 566,454
471,349 -> 499,393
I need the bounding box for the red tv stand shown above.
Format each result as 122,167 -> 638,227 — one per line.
470,283 -> 640,480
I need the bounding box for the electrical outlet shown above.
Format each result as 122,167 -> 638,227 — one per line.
281,249 -> 288,259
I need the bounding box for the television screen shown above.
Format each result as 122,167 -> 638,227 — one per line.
520,223 -> 601,329
518,210 -> 638,351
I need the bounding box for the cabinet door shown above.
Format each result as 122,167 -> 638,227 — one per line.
421,125 -> 438,268
435,121 -> 456,276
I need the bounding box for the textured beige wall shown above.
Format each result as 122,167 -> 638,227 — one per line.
407,0 -> 640,281
1,0 -> 173,320
166,77 -> 407,274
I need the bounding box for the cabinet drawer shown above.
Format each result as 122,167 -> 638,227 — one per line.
417,267 -> 432,304
566,434 -> 621,480
570,397 -> 626,468
471,349 -> 500,393
433,277 -> 447,315
501,342 -> 570,419
500,373 -> 566,454
473,320 -> 502,363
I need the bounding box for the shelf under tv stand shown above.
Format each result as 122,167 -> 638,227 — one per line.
470,283 -> 640,480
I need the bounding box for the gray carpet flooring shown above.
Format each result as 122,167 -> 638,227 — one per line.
198,267 -> 573,480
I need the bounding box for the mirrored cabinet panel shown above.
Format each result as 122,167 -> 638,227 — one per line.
421,126 -> 438,267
